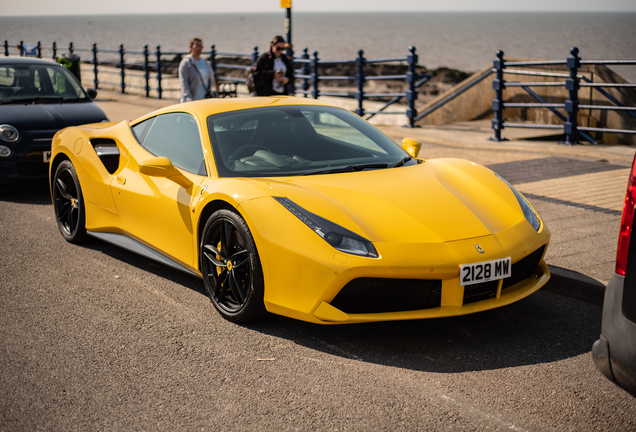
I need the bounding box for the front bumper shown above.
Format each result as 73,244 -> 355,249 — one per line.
0,133 -> 53,184
241,197 -> 551,324
592,274 -> 636,397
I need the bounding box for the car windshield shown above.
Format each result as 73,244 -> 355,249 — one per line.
207,105 -> 415,177
0,62 -> 88,103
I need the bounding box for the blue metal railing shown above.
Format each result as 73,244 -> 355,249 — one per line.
490,47 -> 636,145
293,46 -> 427,127
4,40 -> 424,127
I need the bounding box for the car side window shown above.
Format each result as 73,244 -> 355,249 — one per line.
134,113 -> 206,176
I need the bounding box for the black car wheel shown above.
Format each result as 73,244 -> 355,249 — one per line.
200,209 -> 266,322
52,160 -> 87,243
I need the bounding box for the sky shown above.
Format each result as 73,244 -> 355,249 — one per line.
4,0 -> 636,16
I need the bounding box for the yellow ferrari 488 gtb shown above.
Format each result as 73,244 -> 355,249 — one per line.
49,97 -> 550,324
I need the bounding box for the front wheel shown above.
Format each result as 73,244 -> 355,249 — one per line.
200,209 -> 266,322
52,160 -> 87,243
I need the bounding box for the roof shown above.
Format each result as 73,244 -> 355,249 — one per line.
130,96 -> 339,124
0,56 -> 61,66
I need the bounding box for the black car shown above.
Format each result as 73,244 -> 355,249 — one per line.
592,154 -> 636,397
0,57 -> 108,184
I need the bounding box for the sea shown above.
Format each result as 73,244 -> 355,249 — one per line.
2,12 -> 636,81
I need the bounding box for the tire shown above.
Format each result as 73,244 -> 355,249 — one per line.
52,160 -> 87,243
200,209 -> 266,322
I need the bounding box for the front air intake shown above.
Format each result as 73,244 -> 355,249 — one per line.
330,278 -> 441,314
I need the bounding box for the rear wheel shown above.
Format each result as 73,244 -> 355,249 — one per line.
52,160 -> 87,243
200,209 -> 266,322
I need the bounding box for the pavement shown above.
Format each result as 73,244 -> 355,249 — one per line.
93,89 -> 636,306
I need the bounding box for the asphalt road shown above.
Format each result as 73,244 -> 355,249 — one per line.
1,180 -> 635,431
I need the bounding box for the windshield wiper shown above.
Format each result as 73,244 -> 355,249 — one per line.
61,96 -> 88,103
392,156 -> 412,168
0,96 -> 65,105
304,163 -> 389,175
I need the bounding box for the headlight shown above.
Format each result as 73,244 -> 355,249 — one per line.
274,197 -> 379,258
0,124 -> 19,143
496,173 -> 541,231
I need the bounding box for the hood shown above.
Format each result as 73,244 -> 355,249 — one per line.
255,159 -> 526,243
0,102 -> 108,130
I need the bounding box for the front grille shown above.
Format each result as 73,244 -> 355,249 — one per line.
462,245 -> 546,305
503,245 -> 546,289
330,278 -> 441,314
463,280 -> 499,304
16,162 -> 49,176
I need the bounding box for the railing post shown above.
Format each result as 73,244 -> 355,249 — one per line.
311,51 -> 320,99
52,41 -> 57,60
355,50 -> 366,117
301,48 -> 310,98
20,40 -> 24,56
118,44 -> 126,94
68,42 -> 73,54
36,41 -> 42,58
251,46 -> 259,65
143,45 -> 150,98
490,50 -> 506,141
405,46 -> 419,128
155,45 -> 162,99
92,43 -> 99,90
563,46 -> 581,145
209,44 -> 217,76
4,41 -> 8,56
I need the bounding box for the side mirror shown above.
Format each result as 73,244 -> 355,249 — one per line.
139,156 -> 193,188
401,138 -> 422,159
86,88 -> 98,100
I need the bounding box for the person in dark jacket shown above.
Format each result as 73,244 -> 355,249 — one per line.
253,35 -> 294,96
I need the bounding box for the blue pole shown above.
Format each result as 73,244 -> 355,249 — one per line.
563,47 -> 580,145
490,50 -> 506,141
285,7 -> 293,59
252,46 -> 259,65
155,45 -> 162,99
311,51 -> 320,99
20,40 -> 24,56
301,48 -> 310,97
355,50 -> 365,117
143,45 -> 150,97
209,45 -> 217,75
119,44 -> 126,94
92,43 -> 99,90
406,46 -> 418,128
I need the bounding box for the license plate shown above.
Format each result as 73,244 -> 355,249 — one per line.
43,151 -> 51,163
460,257 -> 511,286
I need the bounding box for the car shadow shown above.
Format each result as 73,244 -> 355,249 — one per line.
0,179 -> 51,205
246,290 -> 601,374
77,234 -> 602,374
79,236 -> 207,297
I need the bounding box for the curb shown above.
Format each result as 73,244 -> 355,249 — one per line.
544,265 -> 606,306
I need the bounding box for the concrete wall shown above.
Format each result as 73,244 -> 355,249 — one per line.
415,65 -> 495,126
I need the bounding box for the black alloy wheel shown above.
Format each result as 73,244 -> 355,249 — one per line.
52,160 -> 87,243
200,209 -> 266,322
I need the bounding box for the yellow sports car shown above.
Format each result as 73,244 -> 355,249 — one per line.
49,97 -> 550,324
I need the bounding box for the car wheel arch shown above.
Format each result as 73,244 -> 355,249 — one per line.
49,153 -> 71,191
